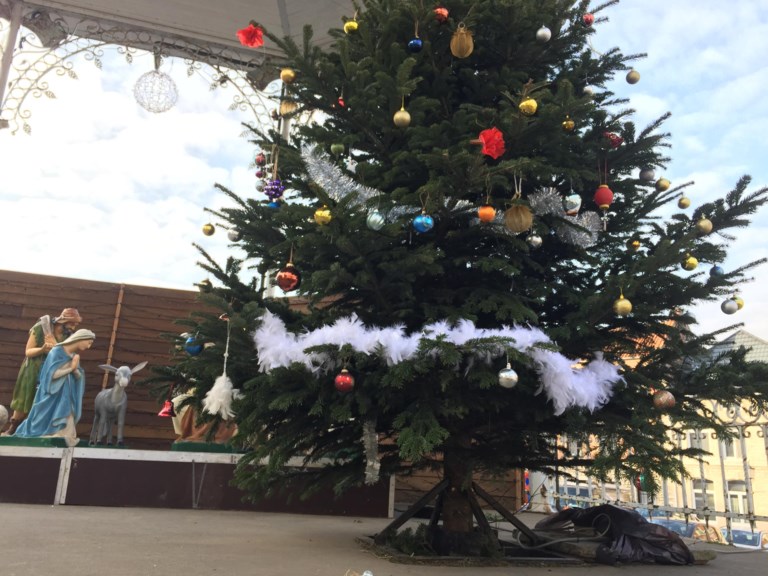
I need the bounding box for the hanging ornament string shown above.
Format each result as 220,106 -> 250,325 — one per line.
512,172 -> 523,201
271,145 -> 280,180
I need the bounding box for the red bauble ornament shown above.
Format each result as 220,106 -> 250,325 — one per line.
275,263 -> 301,292
477,204 -> 497,223
337,96 -> 346,108
255,152 -> 267,166
434,7 -> 449,23
593,184 -> 614,210
583,13 -> 594,26
334,368 -> 355,393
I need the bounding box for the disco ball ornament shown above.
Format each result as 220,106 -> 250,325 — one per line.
202,223 -> 215,236
678,196 -> 691,209
639,167 -> 655,182
366,209 -> 386,231
227,229 -> 242,242
526,233 -> 543,249
276,262 -> 301,292
334,368 -> 355,393
536,25 -> 552,42
564,193 -> 581,216
498,363 -> 519,389
652,390 -> 676,410
721,298 -> 739,315
134,70 -> 178,113
184,336 -> 203,356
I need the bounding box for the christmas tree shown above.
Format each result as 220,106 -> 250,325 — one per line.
166,0 -> 768,555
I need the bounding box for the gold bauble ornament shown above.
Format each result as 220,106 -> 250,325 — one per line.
655,177 -> 671,192
653,390 -> 676,410
519,97 -> 538,116
343,19 -> 358,34
695,217 -> 713,235
562,115 -> 575,132
450,22 -> 474,58
393,106 -> 411,128
678,196 -> 691,209
627,239 -> 641,252
733,295 -> 744,310
280,68 -> 296,84
626,69 -> 641,84
503,204 -> 533,234
682,254 -> 698,271
613,294 -> 633,316
314,205 -> 332,225
202,223 -> 215,236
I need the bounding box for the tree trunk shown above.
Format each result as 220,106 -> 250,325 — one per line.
442,433 -> 474,533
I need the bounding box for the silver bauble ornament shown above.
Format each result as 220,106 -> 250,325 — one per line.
366,209 -> 386,231
498,363 -> 519,388
526,233 -> 543,249
721,299 -> 739,315
536,25 -> 552,42
639,167 -> 655,182
564,193 -> 582,216
227,229 -> 242,242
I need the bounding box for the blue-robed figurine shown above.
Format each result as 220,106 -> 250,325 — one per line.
14,329 -> 95,446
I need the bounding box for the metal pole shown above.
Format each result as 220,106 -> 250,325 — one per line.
0,1 -> 24,112
739,426 -> 756,525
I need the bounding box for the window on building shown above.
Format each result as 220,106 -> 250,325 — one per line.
692,479 -> 715,510
727,480 -> 748,515
721,436 -> 743,458
688,431 -> 710,452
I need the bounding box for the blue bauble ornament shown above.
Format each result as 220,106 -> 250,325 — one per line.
184,336 -> 203,356
412,212 -> 434,233
407,37 -> 423,53
267,200 -> 281,209
366,209 -> 386,231
710,265 -> 725,277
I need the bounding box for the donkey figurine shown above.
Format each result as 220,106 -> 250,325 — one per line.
89,361 -> 147,446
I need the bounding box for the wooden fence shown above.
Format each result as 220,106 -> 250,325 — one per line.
0,269 -> 200,449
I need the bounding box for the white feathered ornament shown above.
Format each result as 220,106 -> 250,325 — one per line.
203,314 -> 240,420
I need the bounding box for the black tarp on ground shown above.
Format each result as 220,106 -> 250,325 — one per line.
535,504 -> 695,565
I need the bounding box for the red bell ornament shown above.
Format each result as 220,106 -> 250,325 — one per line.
334,368 -> 355,393
593,184 -> 614,210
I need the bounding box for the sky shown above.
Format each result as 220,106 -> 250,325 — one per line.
1,1 -> 767,342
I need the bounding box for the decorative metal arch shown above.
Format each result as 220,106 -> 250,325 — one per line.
1,3 -> 280,134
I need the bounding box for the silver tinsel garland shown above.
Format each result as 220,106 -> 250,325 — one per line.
528,188 -> 600,248
301,147 -> 598,247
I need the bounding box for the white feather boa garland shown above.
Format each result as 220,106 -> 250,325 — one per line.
253,311 -> 622,414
